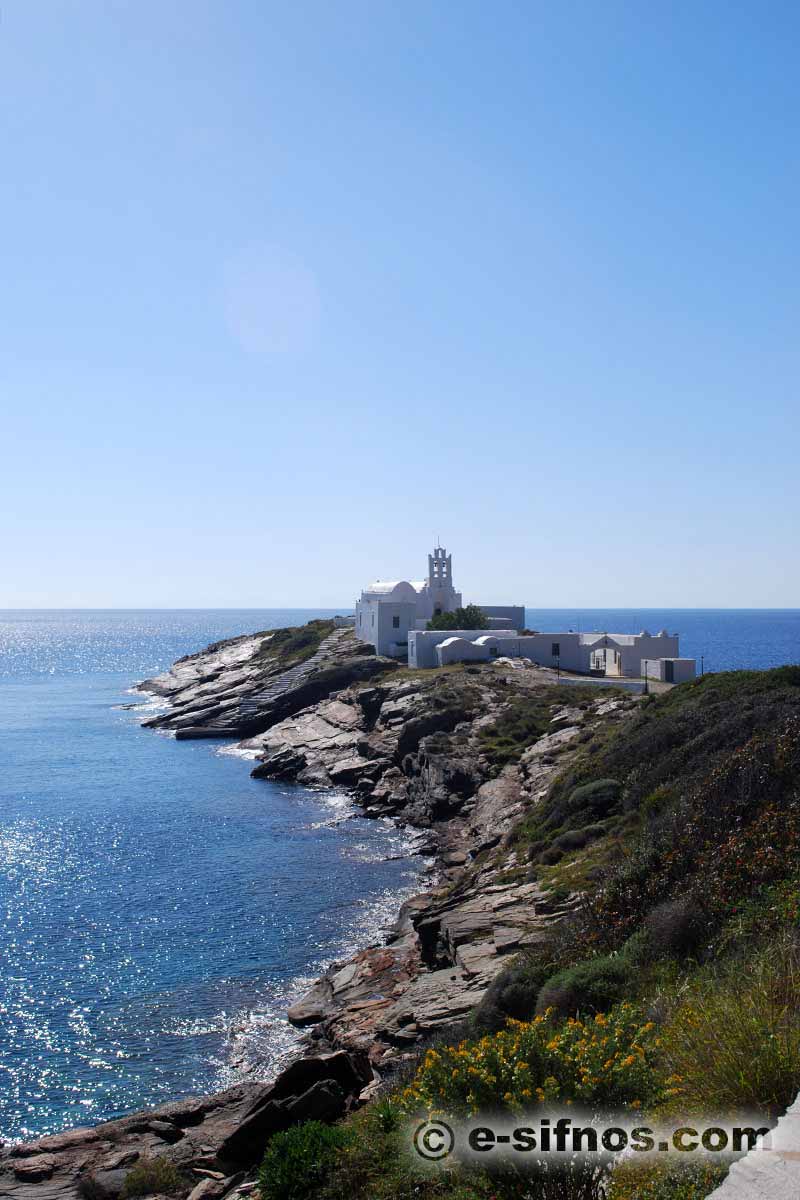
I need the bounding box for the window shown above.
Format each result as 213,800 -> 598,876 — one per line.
552,642 -> 560,657
371,613 -> 375,627
392,615 -> 400,629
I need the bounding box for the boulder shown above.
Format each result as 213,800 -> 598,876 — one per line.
13,1156 -> 56,1182
328,757 -> 387,786
251,746 -> 306,780
96,1149 -> 141,1171
187,1179 -> 226,1200
215,1101 -> 286,1166
268,1050 -> 372,1101
396,706 -> 473,759
147,1120 -> 183,1143
83,1168 -> 129,1198
10,1129 -> 101,1157
242,658 -> 398,739
154,1098 -> 208,1127
283,1081 -> 346,1124
286,980 -> 333,1026
216,1051 -> 370,1165
355,687 -> 385,723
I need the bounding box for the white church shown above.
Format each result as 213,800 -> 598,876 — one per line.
354,545 -> 696,682
355,546 -> 524,658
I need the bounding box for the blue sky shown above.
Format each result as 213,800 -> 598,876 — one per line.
1,1 -> 797,607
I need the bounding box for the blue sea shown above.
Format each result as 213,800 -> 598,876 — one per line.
0,610 -> 427,1144
0,608 -> 798,1144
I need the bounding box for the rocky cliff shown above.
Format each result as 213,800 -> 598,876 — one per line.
137,622 -> 397,739
1,623 -> 639,1200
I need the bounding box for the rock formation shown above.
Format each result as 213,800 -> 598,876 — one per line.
2,622 -> 639,1198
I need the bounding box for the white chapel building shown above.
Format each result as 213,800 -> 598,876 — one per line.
355,546 -> 523,657
353,545 -> 696,682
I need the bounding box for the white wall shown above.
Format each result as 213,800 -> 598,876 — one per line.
414,588 -> 434,621
580,633 -> 680,678
356,597 -> 416,655
478,605 -> 526,629
410,629 -> 690,674
355,596 -> 376,646
376,601 -> 417,656
620,634 -> 679,677
642,657 -> 696,683
409,628 -> 520,668
514,632 -> 586,671
427,632 -> 579,669
437,637 -> 503,666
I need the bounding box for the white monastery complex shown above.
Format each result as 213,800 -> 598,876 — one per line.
353,546 -> 696,682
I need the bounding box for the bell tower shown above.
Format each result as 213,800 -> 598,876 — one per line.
428,545 -> 456,616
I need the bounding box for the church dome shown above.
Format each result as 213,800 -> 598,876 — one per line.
366,581 -> 403,594
363,580 -> 419,601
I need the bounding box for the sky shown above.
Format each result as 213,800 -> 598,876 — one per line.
0,1 -> 797,608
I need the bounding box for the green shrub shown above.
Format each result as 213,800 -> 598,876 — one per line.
640,784 -> 674,821
473,929 -> 591,1033
620,928 -> 657,966
259,1121 -> 352,1200
552,823 -> 608,853
773,665 -> 800,687
547,779 -> 621,828
474,956 -> 556,1032
315,1101 -> 502,1199
427,606 -> 488,631
536,953 -> 637,1018
120,1158 -> 184,1197
538,844 -> 565,865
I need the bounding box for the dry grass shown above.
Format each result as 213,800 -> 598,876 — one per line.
659,934 -> 800,1116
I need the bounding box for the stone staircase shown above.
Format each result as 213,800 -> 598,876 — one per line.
238,628 -> 353,720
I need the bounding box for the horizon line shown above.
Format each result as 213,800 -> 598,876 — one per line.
2,606 -> 800,614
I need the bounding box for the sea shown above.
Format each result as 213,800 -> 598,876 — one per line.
0,607 -> 798,1143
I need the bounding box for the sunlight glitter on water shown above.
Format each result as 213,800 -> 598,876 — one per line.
0,610 -> 429,1142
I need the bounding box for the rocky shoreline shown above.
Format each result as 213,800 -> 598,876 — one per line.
1,623 -> 638,1199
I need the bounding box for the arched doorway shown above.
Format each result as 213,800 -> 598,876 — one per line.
589,636 -> 624,677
